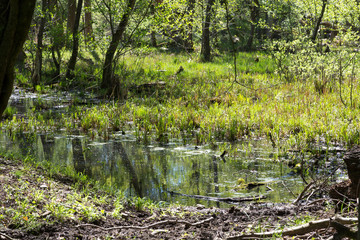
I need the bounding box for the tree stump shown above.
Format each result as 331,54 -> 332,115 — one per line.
329,146 -> 360,211
343,145 -> 360,194
329,179 -> 355,211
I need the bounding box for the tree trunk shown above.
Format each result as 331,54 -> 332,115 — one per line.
32,0 -> 48,89
150,31 -> 157,47
51,45 -> 61,79
15,50 -> 26,72
246,0 -> 260,50
67,0 -> 76,34
311,0 -> 327,42
200,0 -> 215,62
343,146 -> 360,194
185,0 -> 196,51
49,0 -> 62,80
150,4 -> 157,47
66,0 -> 83,80
101,0 -> 136,95
84,0 -> 93,40
0,0 -> 36,118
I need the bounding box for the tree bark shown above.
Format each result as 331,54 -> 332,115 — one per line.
32,0 -> 48,89
101,0 -> 136,94
246,0 -> 260,50
66,0 -> 83,80
0,0 -> 36,118
84,0 -> 93,40
67,0 -> 76,34
343,146 -> 360,194
200,0 -> 215,62
311,0 -> 327,42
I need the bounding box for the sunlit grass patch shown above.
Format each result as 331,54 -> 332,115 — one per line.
5,51 -> 360,151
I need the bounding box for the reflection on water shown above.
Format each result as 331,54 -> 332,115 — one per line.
0,131 -> 343,207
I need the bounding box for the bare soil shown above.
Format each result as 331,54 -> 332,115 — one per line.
0,157 -> 351,240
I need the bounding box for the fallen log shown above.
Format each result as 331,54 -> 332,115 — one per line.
168,191 -> 266,203
226,216 -> 357,240
77,217 -> 214,231
130,81 -> 166,95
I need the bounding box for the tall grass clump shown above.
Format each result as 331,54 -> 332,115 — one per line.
3,46 -> 360,150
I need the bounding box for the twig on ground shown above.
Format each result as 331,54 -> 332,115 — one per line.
306,198 -> 327,206
306,189 -> 316,202
226,216 -> 357,240
77,217 -> 214,231
0,232 -> 16,240
293,181 -> 315,204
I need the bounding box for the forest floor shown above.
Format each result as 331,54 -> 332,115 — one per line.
0,157 -> 353,240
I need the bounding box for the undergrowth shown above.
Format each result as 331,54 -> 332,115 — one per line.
2,49 -> 360,151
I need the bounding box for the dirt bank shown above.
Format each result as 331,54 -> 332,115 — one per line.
0,157 -> 350,239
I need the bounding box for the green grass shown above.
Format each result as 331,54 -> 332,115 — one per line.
1,162 -> 112,231
4,49 -> 360,151
0,151 -> 142,230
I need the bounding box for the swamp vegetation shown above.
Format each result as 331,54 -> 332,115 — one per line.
2,0 -> 360,239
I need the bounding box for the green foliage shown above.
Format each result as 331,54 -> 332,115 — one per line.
5,46 -> 360,151
131,197 -> 156,212
4,0 -> 360,154
2,106 -> 17,120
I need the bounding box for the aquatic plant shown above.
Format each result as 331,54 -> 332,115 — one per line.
2,50 -> 360,152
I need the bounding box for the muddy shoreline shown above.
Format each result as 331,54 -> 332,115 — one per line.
0,156 -> 350,239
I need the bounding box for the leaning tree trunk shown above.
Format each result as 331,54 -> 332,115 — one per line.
101,0 -> 136,95
65,0 -> 83,80
0,1 -> 36,118
200,0 -> 215,62
32,0 -> 48,89
311,0 -> 327,42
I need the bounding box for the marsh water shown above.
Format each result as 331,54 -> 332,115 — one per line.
0,89 -> 347,207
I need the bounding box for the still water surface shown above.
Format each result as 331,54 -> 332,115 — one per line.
0,130 -> 313,207
0,89 -> 345,207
